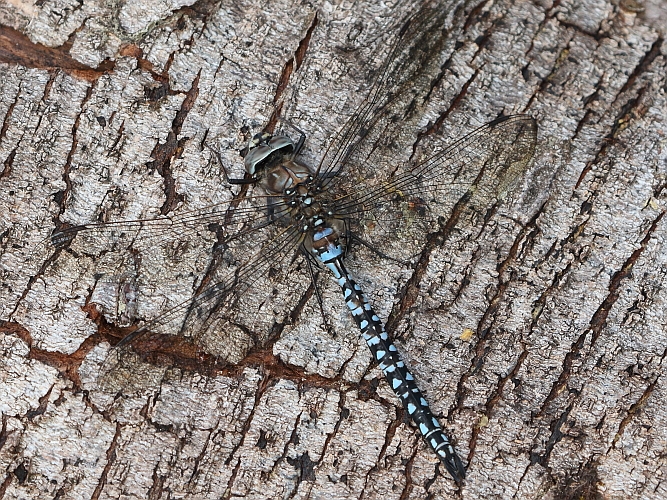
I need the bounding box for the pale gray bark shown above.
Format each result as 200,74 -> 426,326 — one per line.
1,0 -> 666,499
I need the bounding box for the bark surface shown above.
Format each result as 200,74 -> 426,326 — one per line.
1,0 -> 666,498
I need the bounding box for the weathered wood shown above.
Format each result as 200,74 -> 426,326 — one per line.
1,0 -> 666,498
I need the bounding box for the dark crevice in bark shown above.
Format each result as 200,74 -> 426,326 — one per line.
90,423 -> 122,500
463,0 -> 494,31
0,84 -> 19,143
467,344 -> 529,463
588,210 -> 664,344
0,415 -> 9,453
55,85 -> 94,225
271,412 -> 303,479
294,15 -> 318,71
369,412 -> 402,473
118,45 -> 172,91
221,377 -> 275,499
616,36 -> 663,96
572,74 -> 606,139
530,403 -> 573,467
537,210 -> 664,416
266,13 -> 319,133
0,25 -> 114,80
422,3 -> 466,104
0,149 -> 15,179
0,471 -> 13,497
385,192 -> 472,334
576,85 -> 648,188
147,71 -> 200,215
612,376 -> 659,447
16,273 -> 122,392
146,462 -> 167,500
26,385 -> 53,421
29,341 -> 95,388
529,261 -> 572,327
421,68 -> 480,142
525,27 -> 577,110
36,74 -> 62,130
557,19 -> 604,41
448,246 -> 482,306
452,206 -> 543,418
172,0 -> 220,21
188,427 -> 214,484
397,438 -> 418,500
317,391 -> 348,474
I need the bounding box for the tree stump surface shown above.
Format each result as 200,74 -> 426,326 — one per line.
0,0 -> 666,498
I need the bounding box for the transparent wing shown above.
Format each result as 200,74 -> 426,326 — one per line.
329,115 -> 538,258
48,193 -> 290,253
36,193 -> 293,294
37,194 -> 308,393
316,2 -> 451,183
96,221 -> 306,393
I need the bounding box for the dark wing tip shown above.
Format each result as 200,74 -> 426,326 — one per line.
488,113 -> 537,130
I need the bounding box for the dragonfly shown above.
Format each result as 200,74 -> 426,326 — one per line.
37,3 -> 537,484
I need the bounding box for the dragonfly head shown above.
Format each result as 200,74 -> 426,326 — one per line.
244,133 -> 295,176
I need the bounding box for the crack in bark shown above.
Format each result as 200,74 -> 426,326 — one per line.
315,390 -> 348,477
0,471 -> 12,497
1,148 -> 16,179
270,411 -> 303,478
25,385 -> 52,421
576,85 -> 648,188
398,436 -> 417,500
0,320 -> 99,393
530,403 -> 573,468
147,71 -> 200,215
220,375 -> 273,499
463,0 -> 494,31
0,26 -> 114,80
527,37 -> 576,110
90,423 -> 122,500
612,376 -> 659,447
421,68 -> 480,142
0,82 -> 19,145
54,85 -> 94,229
452,206 -> 543,436
537,210 -> 665,416
616,37 -> 663,95
266,13 -> 319,133
146,461 -> 167,500
385,189 -> 475,334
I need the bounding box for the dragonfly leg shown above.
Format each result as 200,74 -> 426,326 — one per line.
300,248 -> 336,337
205,143 -> 257,185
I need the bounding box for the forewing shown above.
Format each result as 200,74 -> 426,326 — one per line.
316,2 -> 451,183
38,194 -> 291,297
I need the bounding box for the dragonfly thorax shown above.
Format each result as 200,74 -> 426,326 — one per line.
261,159 -> 312,195
245,132 -> 347,261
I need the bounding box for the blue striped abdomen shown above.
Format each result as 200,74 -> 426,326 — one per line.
313,235 -> 465,483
